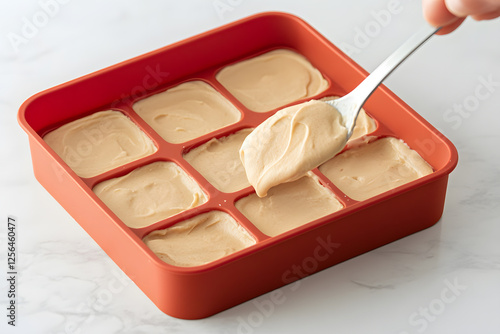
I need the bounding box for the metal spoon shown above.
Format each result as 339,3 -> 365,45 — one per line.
240,24 -> 441,197
324,24 -> 441,139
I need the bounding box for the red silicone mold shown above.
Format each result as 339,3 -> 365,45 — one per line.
18,12 -> 458,319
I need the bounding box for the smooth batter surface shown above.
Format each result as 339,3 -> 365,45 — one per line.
319,137 -> 433,201
320,96 -> 377,140
43,110 -> 156,178
240,100 -> 348,197
235,174 -> 343,237
143,211 -> 256,267
93,161 -> 207,229
216,49 -> 329,112
132,81 -> 241,144
183,128 -> 252,193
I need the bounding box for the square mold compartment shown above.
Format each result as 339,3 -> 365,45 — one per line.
18,12 -> 458,319
92,161 -> 208,229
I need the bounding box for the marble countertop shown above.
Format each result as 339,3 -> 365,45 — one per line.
1,1 -> 499,333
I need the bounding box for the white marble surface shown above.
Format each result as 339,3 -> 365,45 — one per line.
1,1 -> 499,333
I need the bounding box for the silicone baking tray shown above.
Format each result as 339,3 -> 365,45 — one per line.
18,12 -> 458,319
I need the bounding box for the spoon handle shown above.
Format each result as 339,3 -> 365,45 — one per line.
334,24 -> 441,134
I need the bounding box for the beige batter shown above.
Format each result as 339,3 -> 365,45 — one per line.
235,174 -> 343,237
183,128 -> 252,193
143,211 -> 256,267
132,80 -> 241,144
320,96 -> 377,140
216,49 -> 329,112
319,137 -> 433,201
240,100 -> 348,197
93,161 -> 207,229
43,110 -> 156,178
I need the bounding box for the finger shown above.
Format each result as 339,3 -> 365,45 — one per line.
436,17 -> 466,34
423,0 -> 465,34
445,0 -> 500,17
423,0 -> 459,26
471,8 -> 500,20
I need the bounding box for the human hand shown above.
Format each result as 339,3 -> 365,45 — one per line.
423,0 -> 500,34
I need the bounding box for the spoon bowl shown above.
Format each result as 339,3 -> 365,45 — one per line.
240,24 -> 441,197
324,24 -> 441,140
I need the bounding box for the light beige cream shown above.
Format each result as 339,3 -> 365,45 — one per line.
93,161 -> 207,229
183,128 -> 252,193
240,100 -> 347,197
133,80 -> 241,144
143,211 -> 256,267
320,96 -> 377,140
216,49 -> 329,112
235,174 -> 343,237
43,110 -> 156,178
319,137 -> 433,201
